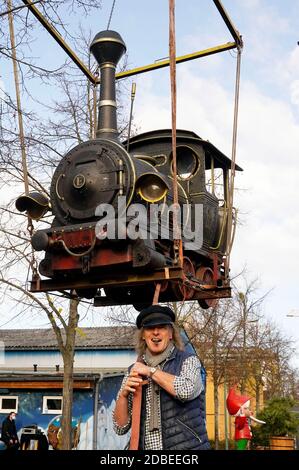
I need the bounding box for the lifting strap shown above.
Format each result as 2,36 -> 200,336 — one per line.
225,45 -> 242,276
169,0 -> 183,267
129,379 -> 148,450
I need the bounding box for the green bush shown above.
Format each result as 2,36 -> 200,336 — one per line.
252,397 -> 299,449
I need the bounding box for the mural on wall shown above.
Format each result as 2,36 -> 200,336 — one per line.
75,375 -> 130,450
47,415 -> 81,450
1,375 -> 129,450
0,389 -> 93,450
96,375 -> 130,450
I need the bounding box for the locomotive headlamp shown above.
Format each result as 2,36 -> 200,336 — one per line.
15,191 -> 50,220
136,174 -> 169,203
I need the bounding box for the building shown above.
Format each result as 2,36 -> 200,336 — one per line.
0,327 -> 136,450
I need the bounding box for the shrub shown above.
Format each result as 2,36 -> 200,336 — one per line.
252,397 -> 299,449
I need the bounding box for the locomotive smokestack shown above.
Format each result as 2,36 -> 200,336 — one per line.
90,30 -> 126,140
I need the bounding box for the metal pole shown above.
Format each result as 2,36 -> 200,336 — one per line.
21,0 -> 96,83
126,82 -> 136,152
212,0 -> 243,47
7,0 -> 29,196
115,42 -> 237,81
92,375 -> 102,450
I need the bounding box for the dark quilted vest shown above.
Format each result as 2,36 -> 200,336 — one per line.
138,348 -> 210,450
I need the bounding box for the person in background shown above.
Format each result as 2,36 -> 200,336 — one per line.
1,412 -> 20,451
113,304 -> 210,450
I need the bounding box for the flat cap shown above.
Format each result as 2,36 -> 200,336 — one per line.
136,305 -> 176,329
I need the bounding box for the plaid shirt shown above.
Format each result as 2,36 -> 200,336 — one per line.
113,352 -> 203,450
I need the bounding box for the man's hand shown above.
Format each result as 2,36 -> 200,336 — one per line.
121,369 -> 143,398
131,361 -> 151,377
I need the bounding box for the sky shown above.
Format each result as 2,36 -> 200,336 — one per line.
1,1 -> 299,360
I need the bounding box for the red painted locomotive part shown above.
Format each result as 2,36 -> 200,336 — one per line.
171,256 -> 196,301
51,227 -> 96,249
195,266 -> 218,308
51,246 -> 133,270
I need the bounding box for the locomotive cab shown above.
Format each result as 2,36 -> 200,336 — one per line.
125,129 -> 242,257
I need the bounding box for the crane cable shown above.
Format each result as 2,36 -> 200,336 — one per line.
225,43 -> 243,278
169,0 -> 183,268
107,0 -> 116,30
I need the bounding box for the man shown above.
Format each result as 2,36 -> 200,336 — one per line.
113,305 -> 210,450
1,412 -> 19,450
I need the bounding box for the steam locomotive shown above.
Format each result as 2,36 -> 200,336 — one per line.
16,30 -> 241,310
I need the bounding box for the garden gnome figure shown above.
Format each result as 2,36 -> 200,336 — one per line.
226,388 -> 265,450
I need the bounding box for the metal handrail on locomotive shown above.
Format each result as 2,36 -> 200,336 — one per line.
15,30 -> 242,310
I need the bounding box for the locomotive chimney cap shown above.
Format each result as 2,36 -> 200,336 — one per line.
90,30 -> 126,67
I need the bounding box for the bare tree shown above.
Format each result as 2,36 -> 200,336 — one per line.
189,298 -> 242,449
0,1 -> 107,450
232,277 -> 272,393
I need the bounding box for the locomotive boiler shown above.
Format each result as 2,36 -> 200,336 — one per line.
16,30 -> 241,310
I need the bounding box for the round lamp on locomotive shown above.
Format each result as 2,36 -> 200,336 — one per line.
136,173 -> 169,203
15,191 -> 50,220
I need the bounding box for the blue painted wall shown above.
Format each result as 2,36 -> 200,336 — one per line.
0,389 -> 93,449
0,377 -> 129,450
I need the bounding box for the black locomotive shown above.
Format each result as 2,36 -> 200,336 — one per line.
16,30 -> 241,310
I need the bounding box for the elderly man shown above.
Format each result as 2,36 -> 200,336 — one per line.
113,305 -> 210,450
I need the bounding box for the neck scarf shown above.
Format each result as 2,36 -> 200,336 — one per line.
144,341 -> 174,432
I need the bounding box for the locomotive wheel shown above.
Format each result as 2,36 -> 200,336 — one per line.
171,257 -> 195,300
196,266 -> 218,309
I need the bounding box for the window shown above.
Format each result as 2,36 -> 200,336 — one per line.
0,396 -> 18,413
170,146 -> 200,181
42,396 -> 63,414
